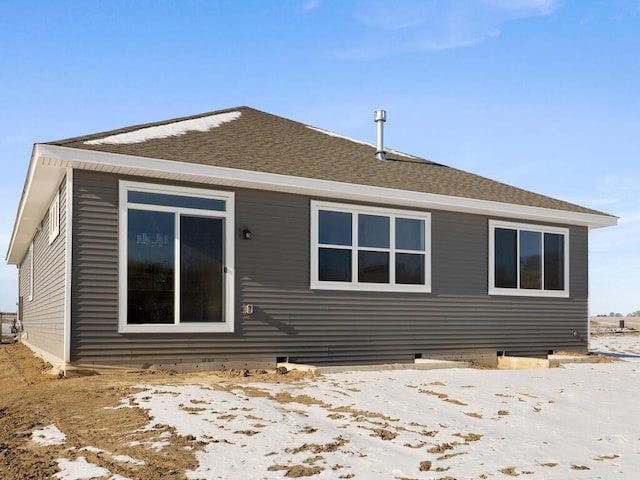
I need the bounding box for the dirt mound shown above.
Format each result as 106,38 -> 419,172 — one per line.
0,343 -> 318,479
0,344 -> 196,479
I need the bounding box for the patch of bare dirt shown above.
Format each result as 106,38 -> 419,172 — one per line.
268,464 -> 324,477
370,428 -> 397,440
217,367 -> 316,382
444,398 -> 468,406
404,441 -> 427,448
453,432 -> 483,442
419,388 -> 468,406
0,343 -> 315,479
285,436 -> 349,454
0,343 -> 204,479
595,454 -> 620,461
499,466 -> 520,476
437,451 -> 468,461
464,412 -> 483,419
427,442 -> 455,454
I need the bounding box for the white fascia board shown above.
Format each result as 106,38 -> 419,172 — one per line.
6,145 -> 68,264
6,145 -> 38,264
9,144 -> 615,265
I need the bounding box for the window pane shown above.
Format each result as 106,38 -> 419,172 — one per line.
495,228 -> 517,288
128,209 -> 175,324
180,216 -> 224,323
319,211 -> 352,246
396,253 -> 424,285
396,218 -> 424,251
358,251 -> 389,283
358,214 -> 389,248
319,248 -> 351,281
544,233 -> 565,290
128,191 -> 225,211
520,230 -> 542,289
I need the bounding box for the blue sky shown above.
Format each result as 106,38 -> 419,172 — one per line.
1,0 -> 638,315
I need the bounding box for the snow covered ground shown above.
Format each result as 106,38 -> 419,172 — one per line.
40,333 -> 639,479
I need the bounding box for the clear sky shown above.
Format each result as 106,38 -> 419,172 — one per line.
1,0 -> 638,315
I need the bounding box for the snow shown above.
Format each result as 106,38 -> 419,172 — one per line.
111,454 -> 146,466
122,333 -> 639,479
591,332 -> 640,358
84,111 -> 241,145
32,424 -> 67,446
39,332 -> 640,479
54,456 -> 131,480
33,435 -> 145,478
80,446 -> 146,466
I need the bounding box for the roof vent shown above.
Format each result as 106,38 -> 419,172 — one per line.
374,110 -> 387,161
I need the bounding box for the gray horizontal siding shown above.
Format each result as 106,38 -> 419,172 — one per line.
18,177 -> 67,360
71,170 -> 119,363
70,170 -> 589,367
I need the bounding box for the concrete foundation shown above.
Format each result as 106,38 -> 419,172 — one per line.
278,359 -> 469,375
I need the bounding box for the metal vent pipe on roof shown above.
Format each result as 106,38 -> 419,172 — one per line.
374,110 -> 387,161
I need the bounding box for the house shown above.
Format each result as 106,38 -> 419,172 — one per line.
5,106 -> 617,374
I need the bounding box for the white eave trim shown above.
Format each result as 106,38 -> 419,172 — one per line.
6,143 -> 618,264
6,145 -> 69,264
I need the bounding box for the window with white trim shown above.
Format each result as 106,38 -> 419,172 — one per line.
118,181 -> 235,333
48,192 -> 60,244
311,201 -> 431,292
489,220 -> 569,297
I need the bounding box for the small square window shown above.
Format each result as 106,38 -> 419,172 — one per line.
318,210 -> 352,246
358,250 -> 389,283
319,248 -> 352,282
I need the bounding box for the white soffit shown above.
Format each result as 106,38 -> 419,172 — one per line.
6,149 -> 67,264
7,143 -> 617,264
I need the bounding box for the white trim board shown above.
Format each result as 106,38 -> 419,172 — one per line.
63,168 -> 73,363
6,143 -> 617,265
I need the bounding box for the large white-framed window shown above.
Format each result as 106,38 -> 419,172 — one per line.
489,220 -> 569,298
48,191 -> 60,244
118,181 -> 235,333
311,201 -> 431,292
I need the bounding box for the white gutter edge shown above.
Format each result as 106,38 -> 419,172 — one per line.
7,143 -> 618,264
5,145 -> 39,263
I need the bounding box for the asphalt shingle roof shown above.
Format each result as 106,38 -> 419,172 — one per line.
50,106 -> 609,216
